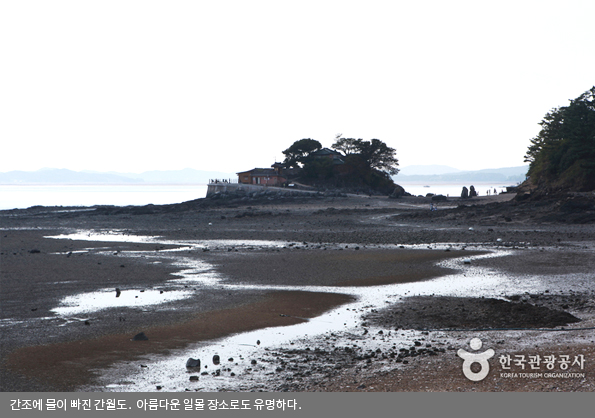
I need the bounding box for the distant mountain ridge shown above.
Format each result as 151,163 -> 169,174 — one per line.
394,165 -> 528,185
398,165 -> 461,176
1,166 -> 528,185
0,168 -> 237,184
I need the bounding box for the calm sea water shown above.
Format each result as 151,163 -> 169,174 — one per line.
0,185 -> 209,210
0,183 -> 511,210
402,184 -> 509,198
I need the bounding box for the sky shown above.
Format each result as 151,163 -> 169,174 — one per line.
2,0 -> 594,174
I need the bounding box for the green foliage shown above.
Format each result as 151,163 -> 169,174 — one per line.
331,137 -> 399,175
281,136 -> 399,194
525,87 -> 595,192
282,139 -> 322,168
302,157 -> 334,181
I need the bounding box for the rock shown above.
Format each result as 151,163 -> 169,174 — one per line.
256,340 -> 261,345
469,185 -> 477,197
463,258 -> 471,264
461,187 -> 469,199
212,355 -> 220,365
186,358 -> 201,368
432,194 -> 447,201
132,332 -> 148,341
389,185 -> 406,198
29,249 -> 41,254
251,359 -> 257,365
189,376 -> 199,382
115,288 -> 121,298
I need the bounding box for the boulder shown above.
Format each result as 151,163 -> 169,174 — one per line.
461,186 -> 469,199
389,185 -> 406,198
186,358 -> 201,368
431,194 -> 447,202
132,332 -> 149,341
469,185 -> 477,197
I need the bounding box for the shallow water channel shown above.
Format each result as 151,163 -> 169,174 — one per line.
46,230 -> 545,392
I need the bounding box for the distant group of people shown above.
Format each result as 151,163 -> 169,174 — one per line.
486,188 -> 498,196
210,179 -> 233,184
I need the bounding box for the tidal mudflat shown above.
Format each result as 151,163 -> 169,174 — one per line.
2,193 -> 594,391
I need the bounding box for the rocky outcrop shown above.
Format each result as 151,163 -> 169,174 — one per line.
389,185 -> 406,198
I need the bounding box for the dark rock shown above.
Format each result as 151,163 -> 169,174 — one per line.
29,249 -> 41,254
469,185 -> 477,197
251,359 -> 257,365
115,288 -> 121,298
189,376 -> 199,381
389,185 -> 407,199
431,194 -> 447,202
461,187 -> 469,199
213,355 -> 220,365
186,358 -> 201,368
132,332 -> 148,341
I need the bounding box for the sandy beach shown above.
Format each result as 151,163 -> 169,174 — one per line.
1,192 -> 594,392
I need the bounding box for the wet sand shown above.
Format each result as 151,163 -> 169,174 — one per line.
1,193 -> 594,392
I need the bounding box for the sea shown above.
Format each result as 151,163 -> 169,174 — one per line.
0,184 -> 209,210
0,183 -> 511,211
402,183 -> 509,198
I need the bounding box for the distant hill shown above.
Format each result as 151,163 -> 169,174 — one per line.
104,168 -> 237,184
399,165 -> 461,176
0,169 -> 143,184
394,165 -> 529,185
0,168 -> 237,184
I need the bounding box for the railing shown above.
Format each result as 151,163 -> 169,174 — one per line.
208,179 -> 238,184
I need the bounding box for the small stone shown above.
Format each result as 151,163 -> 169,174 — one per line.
213,355 -> 220,365
251,359 -> 257,365
186,358 -> 201,368
132,332 -> 148,341
189,376 -> 199,382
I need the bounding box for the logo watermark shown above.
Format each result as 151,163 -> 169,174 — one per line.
457,338 -> 495,381
457,337 -> 587,382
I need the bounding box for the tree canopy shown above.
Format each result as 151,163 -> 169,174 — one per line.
331,137 -> 399,175
282,138 -> 322,168
281,136 -> 399,194
524,87 -> 595,192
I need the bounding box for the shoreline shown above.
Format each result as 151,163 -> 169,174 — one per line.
1,194 -> 594,392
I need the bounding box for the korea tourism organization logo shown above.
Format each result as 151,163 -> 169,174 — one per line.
457,338 -> 495,381
457,337 -> 587,382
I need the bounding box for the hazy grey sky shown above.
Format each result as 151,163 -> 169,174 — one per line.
2,0 -> 594,174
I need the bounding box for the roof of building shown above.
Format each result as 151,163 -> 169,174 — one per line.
237,168 -> 284,176
311,147 -> 342,156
